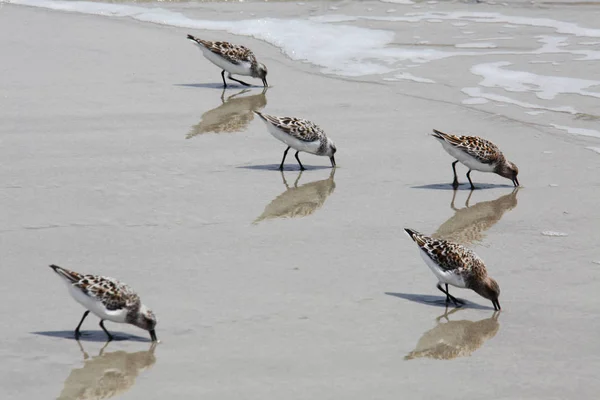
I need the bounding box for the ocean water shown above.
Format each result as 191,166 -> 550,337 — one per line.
4,0 -> 600,142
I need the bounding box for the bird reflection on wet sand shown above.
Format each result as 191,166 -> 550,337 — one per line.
56,341 -> 156,400
187,88 -> 267,138
405,308 -> 500,361
433,188 -> 519,245
254,169 -> 336,223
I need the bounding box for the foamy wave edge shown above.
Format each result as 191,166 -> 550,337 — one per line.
2,0 -> 395,77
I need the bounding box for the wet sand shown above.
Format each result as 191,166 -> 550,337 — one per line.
1,3 -> 600,399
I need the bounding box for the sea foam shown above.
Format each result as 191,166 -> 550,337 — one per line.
3,0 -> 394,77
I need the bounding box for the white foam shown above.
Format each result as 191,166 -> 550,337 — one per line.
534,35 -> 600,62
461,87 -> 578,114
474,37 -> 513,41
470,62 -> 600,101
456,42 -> 498,49
380,0 -> 415,4
541,231 -> 568,237
550,124 -> 600,139
462,97 -> 489,105
3,0 -> 394,77
383,73 -> 435,83
526,111 -> 546,115
349,12 -> 600,38
8,1 -> 600,81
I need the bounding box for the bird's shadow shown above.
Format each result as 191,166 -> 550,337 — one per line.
385,292 -> 494,310
237,164 -> 333,171
412,183 -> 514,191
32,330 -> 151,342
174,83 -> 267,89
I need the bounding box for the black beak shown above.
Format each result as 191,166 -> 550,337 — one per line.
149,329 -> 158,342
492,300 -> 501,311
513,177 -> 519,187
262,78 -> 268,87
330,155 -> 336,168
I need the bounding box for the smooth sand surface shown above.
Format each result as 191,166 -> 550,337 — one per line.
1,2 -> 600,399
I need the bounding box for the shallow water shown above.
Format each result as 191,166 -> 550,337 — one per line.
1,1 -> 600,399
7,0 -> 600,147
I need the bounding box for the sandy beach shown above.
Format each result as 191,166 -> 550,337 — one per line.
1,1 -> 600,399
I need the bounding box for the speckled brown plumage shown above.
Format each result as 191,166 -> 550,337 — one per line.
404,229 -> 501,310
432,129 -> 519,188
255,112 -> 326,143
187,36 -> 258,66
433,129 -> 503,166
50,264 -> 158,341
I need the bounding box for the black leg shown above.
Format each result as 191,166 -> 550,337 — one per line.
279,147 -> 290,170
451,160 -> 459,188
466,170 -> 475,190
221,70 -> 227,88
294,151 -> 305,171
436,284 -> 450,303
99,320 -> 114,341
227,73 -> 251,87
436,284 -> 463,307
74,310 -> 90,339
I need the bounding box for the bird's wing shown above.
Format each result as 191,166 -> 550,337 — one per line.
255,112 -> 324,142
405,229 -> 472,272
432,129 -> 502,165
188,35 -> 256,65
74,275 -> 140,311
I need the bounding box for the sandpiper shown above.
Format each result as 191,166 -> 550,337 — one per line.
50,265 -> 158,342
254,111 -> 336,170
187,34 -> 268,88
404,229 -> 501,310
432,129 -> 519,189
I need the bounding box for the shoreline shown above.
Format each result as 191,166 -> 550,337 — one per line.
1,2 -> 600,399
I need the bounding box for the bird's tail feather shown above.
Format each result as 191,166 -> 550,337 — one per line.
432,129 -> 450,140
253,110 -> 274,124
49,264 -> 82,283
187,34 -> 208,47
432,129 -> 462,146
404,228 -> 427,246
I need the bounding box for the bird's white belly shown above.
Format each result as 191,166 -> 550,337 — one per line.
201,48 -> 252,76
419,250 -> 467,288
439,140 -> 495,173
68,285 -> 127,323
267,123 -> 321,155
